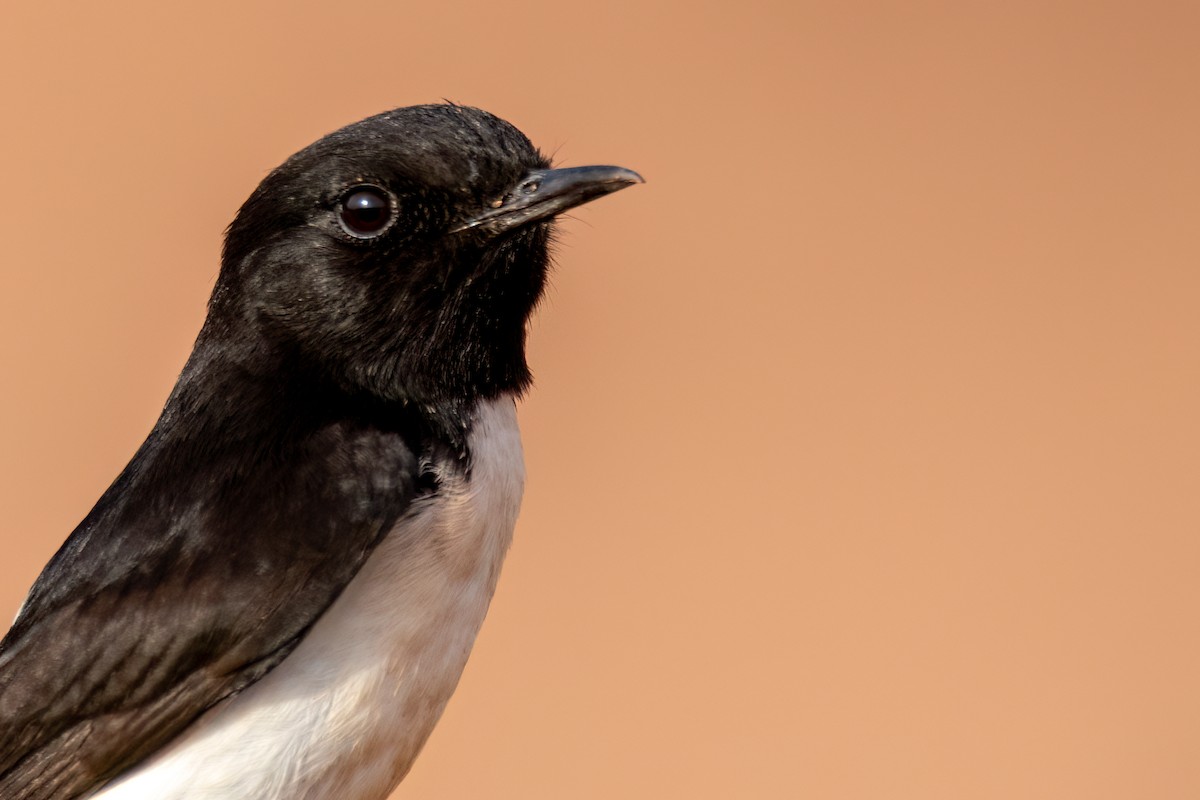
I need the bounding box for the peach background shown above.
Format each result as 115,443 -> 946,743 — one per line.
1,2 -> 1198,798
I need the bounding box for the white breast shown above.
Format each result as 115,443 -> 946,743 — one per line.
93,395 -> 525,800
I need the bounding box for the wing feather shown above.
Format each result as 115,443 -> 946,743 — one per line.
0,414 -> 424,800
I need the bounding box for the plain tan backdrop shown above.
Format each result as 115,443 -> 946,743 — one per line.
1,2 -> 1198,798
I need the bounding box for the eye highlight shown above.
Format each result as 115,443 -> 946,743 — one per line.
338,185 -> 394,238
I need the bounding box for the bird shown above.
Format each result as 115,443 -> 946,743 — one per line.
0,103 -> 642,800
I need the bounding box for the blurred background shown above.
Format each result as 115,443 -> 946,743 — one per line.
1,2 -> 1198,798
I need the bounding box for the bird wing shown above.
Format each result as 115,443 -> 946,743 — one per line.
0,417 -> 424,800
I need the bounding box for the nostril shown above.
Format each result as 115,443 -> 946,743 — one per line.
519,179 -> 541,195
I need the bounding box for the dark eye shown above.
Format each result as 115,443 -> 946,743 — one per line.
338,185 -> 393,238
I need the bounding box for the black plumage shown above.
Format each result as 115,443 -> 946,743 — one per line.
0,103 -> 640,800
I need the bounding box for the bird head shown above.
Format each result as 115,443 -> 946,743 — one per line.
207,104 -> 641,406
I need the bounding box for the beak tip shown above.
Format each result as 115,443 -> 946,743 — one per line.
618,168 -> 646,185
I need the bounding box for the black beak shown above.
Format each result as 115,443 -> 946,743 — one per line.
452,165 -> 644,236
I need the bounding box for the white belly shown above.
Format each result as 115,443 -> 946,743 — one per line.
92,396 -> 525,800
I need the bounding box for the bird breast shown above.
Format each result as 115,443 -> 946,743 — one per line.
92,395 -> 526,800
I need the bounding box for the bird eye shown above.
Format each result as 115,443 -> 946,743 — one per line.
338,185 -> 394,238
